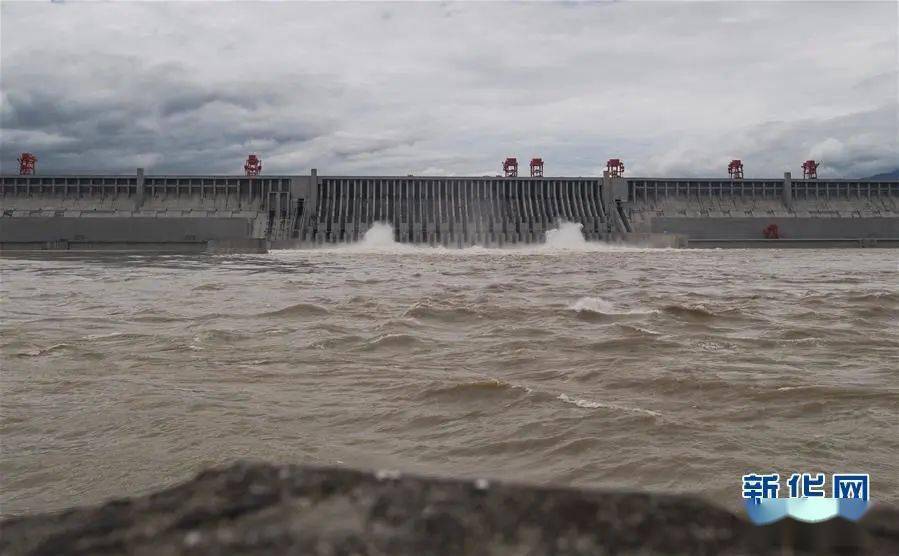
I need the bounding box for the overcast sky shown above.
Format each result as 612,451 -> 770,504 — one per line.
1,1 -> 896,177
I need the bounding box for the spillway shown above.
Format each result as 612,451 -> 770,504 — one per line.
308,176 -> 606,246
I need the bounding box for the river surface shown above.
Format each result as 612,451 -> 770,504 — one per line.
2,225 -> 897,515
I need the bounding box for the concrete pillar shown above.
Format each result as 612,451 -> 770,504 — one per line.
783,171 -> 792,209
134,168 -> 145,212
602,170 -> 612,232
309,169 -> 319,236
601,173 -> 631,233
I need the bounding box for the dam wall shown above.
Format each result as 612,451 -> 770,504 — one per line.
624,176 -> 898,246
0,217 -> 254,248
0,173 -> 310,251
1,171 -> 897,249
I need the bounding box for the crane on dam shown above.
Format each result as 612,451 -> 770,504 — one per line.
503,157 -> 518,177
17,153 -> 37,175
530,158 -> 544,177
606,158 -> 625,177
244,154 -> 262,176
728,159 -> 744,180
802,160 -> 819,180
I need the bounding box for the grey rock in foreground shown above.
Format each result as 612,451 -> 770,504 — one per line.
2,462 -> 896,555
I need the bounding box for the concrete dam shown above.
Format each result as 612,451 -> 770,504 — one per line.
1,169 -> 898,251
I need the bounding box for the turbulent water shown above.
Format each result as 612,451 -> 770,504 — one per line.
1,223 -> 897,516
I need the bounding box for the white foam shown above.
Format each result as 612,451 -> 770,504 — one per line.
558,393 -> 661,417
82,332 -> 126,340
332,222 -> 417,254
569,296 -> 656,315
570,296 -> 617,314
358,222 -> 403,249
542,221 -> 588,250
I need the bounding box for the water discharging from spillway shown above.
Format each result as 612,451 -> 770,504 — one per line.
333,222 -> 418,254
331,220 -> 639,254
333,221 -> 600,254
357,222 -> 402,249
543,221 -> 589,250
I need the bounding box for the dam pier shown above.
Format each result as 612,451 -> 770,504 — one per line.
1,167 -> 897,251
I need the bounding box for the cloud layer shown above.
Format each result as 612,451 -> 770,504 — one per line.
2,1 -> 896,177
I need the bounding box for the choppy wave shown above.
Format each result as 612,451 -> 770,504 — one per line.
257,302 -> 330,318
846,291 -> 899,304
569,297 -> 656,317
614,323 -> 663,336
192,283 -> 226,291
82,332 -> 130,341
16,343 -> 75,357
661,303 -> 718,319
192,329 -> 252,344
420,378 -> 532,400
557,393 -> 662,417
403,299 -> 482,322
358,333 -> 424,351
131,309 -> 190,323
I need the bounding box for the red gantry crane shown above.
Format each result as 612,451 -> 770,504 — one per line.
503,157 -> 518,177
244,154 -> 262,176
728,159 -> 744,180
802,160 -> 819,180
606,158 -> 624,177
18,152 -> 37,175
530,158 -> 544,177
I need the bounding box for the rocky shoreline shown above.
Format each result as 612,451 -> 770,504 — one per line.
2,462 -> 896,555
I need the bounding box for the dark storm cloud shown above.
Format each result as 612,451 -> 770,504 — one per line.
1,1 -> 896,177
0,50 -> 334,173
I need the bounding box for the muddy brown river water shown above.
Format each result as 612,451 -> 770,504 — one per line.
2,228 -> 897,515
